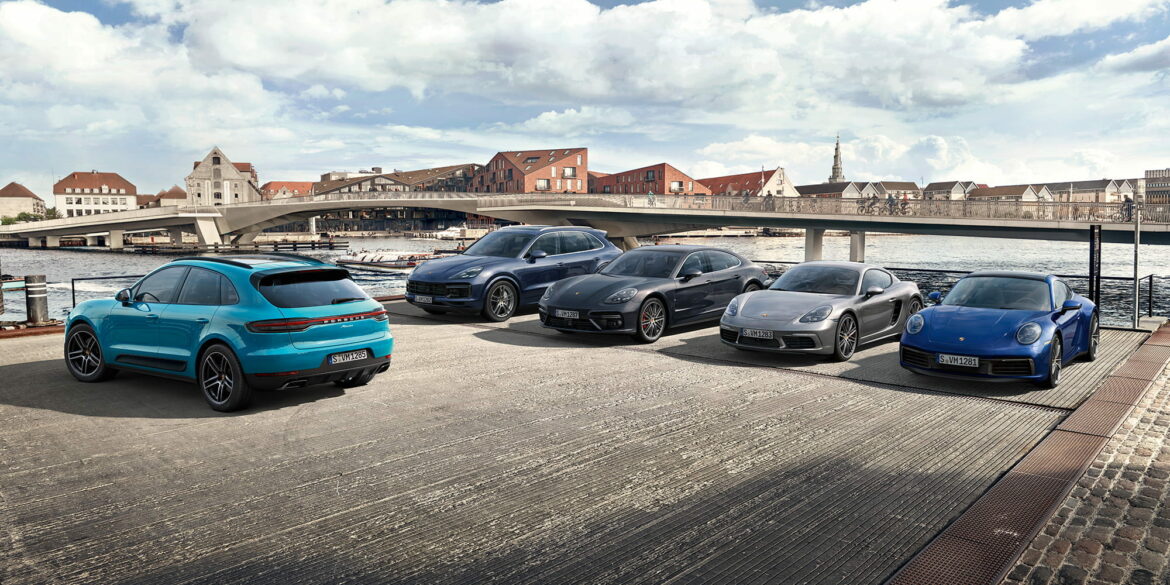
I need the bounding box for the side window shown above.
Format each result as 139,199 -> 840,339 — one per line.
1056,281 -> 1074,304
703,250 -> 741,272
861,269 -> 893,292
176,267 -> 223,305
220,275 -> 239,305
134,266 -> 188,303
561,232 -> 600,254
529,233 -> 560,256
679,253 -> 705,275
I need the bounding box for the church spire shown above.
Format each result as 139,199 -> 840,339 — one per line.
827,134 -> 846,183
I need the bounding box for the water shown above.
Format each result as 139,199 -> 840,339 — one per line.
2,234 -> 1166,326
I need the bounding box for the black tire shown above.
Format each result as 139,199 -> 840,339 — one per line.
904,297 -> 923,325
830,313 -> 859,362
1085,313 -> 1099,362
198,344 -> 253,412
421,307 -> 448,315
1038,337 -> 1063,389
335,370 -> 376,388
743,282 -> 762,293
632,297 -> 667,344
64,323 -> 118,382
481,280 -> 518,322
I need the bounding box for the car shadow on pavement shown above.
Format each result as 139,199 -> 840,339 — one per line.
469,319 -> 721,350
0,359 -> 345,418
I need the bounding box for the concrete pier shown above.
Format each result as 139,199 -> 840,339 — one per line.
804,227 -> 824,261
849,231 -> 866,262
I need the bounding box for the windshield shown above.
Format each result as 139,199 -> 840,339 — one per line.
601,250 -> 682,279
462,231 -> 533,258
769,265 -> 859,295
942,277 -> 1052,311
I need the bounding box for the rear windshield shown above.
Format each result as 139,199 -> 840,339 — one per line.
256,269 -> 370,308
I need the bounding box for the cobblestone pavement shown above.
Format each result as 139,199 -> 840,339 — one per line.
1004,369 -> 1170,585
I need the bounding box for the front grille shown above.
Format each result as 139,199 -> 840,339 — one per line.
782,336 -> 817,349
407,280 -> 470,298
990,359 -> 1034,376
544,313 -> 600,331
736,336 -> 781,348
720,328 -> 739,342
901,346 -> 933,368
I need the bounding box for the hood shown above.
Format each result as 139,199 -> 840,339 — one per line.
409,254 -> 503,279
922,305 -> 1050,345
736,290 -> 852,322
545,274 -> 661,306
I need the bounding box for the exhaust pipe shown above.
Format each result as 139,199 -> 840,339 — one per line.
280,379 -> 309,390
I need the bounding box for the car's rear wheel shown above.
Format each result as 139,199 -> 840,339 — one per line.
64,324 -> 118,382
482,280 -> 517,322
743,282 -> 762,293
1039,337 -> 1063,389
335,370 -> 376,388
421,307 -> 447,315
199,344 -> 252,412
1086,313 -> 1099,362
831,313 -> 858,362
633,297 -> 666,344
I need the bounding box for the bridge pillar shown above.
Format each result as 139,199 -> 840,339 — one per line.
615,236 -> 640,251
193,218 -> 223,246
26,237 -> 42,248
44,236 -> 60,248
108,230 -> 124,250
308,216 -> 318,235
849,231 -> 866,263
169,228 -> 185,245
804,229 -> 824,261
232,231 -> 259,245
85,236 -> 99,246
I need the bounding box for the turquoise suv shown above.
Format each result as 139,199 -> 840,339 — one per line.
64,254 -> 394,411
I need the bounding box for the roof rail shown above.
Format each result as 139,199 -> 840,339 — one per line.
173,256 -> 254,269
257,252 -> 328,264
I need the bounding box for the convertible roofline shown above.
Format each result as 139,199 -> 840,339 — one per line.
963,271 -> 1051,282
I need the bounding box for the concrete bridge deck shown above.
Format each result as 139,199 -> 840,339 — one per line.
0,302 -> 1155,584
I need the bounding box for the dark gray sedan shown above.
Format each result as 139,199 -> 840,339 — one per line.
538,245 -> 767,343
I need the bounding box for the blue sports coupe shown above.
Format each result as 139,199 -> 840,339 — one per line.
65,254 -> 394,411
899,271 -> 1099,388
405,225 -> 622,321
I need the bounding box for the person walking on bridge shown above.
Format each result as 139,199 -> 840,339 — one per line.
646,190 -> 656,207
1123,194 -> 1135,222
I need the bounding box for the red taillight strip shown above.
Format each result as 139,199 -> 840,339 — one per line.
247,309 -> 389,333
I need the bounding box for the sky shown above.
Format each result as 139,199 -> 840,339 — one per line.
1,0 -> 1169,207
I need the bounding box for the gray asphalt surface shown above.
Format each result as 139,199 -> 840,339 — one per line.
0,303 -> 1143,584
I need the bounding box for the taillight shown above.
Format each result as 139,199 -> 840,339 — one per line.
247,309 -> 388,333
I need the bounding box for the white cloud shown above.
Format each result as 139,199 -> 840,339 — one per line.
300,84 -> 347,100
1099,34 -> 1170,72
980,0 -> 1170,42
515,106 -> 636,136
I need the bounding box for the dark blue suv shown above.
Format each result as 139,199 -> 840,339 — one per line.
405,226 -> 622,321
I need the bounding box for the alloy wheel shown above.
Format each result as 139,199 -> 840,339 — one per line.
640,300 -> 665,340
1050,340 -> 1062,385
201,351 -> 235,404
1090,315 -> 1100,359
908,298 -> 923,315
744,283 -> 762,293
67,330 -> 101,376
838,315 -> 858,358
489,284 -> 515,319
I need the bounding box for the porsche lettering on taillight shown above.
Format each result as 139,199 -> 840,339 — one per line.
247,310 -> 388,333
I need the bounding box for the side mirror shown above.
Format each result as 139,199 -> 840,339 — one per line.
1061,299 -> 1082,312
864,286 -> 884,298
679,268 -> 702,281
927,291 -> 942,303
115,289 -> 132,304
527,249 -> 548,263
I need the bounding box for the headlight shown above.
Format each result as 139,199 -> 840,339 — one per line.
1016,322 -> 1042,345
604,288 -> 638,304
541,284 -> 556,302
725,297 -> 740,317
906,313 -> 924,335
453,266 -> 483,279
799,305 -> 833,323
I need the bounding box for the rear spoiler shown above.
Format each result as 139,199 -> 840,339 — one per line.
249,266 -> 353,288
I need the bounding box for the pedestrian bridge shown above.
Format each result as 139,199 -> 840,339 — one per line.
1,192 -> 1166,258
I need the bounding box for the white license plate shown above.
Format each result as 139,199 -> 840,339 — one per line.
742,328 -> 774,339
554,309 -> 580,319
415,295 -> 433,304
938,354 -> 979,368
329,349 -> 370,365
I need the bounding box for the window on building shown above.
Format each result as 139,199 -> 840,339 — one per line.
214,192 -> 223,199
556,179 -> 562,190
66,209 -> 74,217
536,179 -> 550,191
670,181 -> 683,192
576,155 -> 582,165
645,170 -> 656,181
524,157 -> 539,164
212,156 -> 221,165
213,168 -> 221,180
83,197 -> 90,204
687,181 -> 693,191
506,169 -> 513,180
576,179 -> 582,190
563,167 -> 576,178
603,186 -> 612,193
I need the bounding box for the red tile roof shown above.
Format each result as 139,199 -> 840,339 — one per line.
0,182 -> 42,200
968,185 -> 1033,198
157,185 -> 186,199
260,181 -> 314,195
496,148 -> 586,175
53,171 -> 137,195
698,169 -> 776,195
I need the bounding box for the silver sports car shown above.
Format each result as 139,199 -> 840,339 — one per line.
719,261 -> 922,361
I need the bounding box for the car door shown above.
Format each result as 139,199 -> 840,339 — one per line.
559,231 -> 606,277
1053,280 -> 1080,358
513,232 -> 569,303
156,267 -> 227,370
701,250 -> 744,312
102,266 -> 188,365
856,269 -> 897,339
668,252 -> 717,323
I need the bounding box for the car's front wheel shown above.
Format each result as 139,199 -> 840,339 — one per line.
64,323 -> 118,382
633,297 -> 667,344
482,280 -> 518,322
1039,337 -> 1063,389
1085,313 -> 1099,362
199,344 -> 253,412
830,313 -> 858,362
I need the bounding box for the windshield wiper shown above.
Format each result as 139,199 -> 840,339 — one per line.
331,297 -> 365,304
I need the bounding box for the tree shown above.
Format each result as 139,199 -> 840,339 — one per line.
43,207 -> 62,220
15,212 -> 43,222
0,216 -> 14,225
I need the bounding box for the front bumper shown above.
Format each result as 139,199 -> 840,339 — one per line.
405,278 -> 483,313
898,342 -> 1043,381
538,303 -> 637,334
717,316 -> 837,355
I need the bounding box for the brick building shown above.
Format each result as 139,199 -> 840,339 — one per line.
1146,169 -> 1170,204
186,148 -> 262,205
0,182 -> 46,218
313,173 -> 409,196
698,168 -> 798,197
470,148 -> 588,193
54,171 -> 137,217
590,163 -> 710,195
137,185 -> 187,208
260,181 -> 315,200
389,164 -> 483,191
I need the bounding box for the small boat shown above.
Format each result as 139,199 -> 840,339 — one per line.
335,250 -> 459,273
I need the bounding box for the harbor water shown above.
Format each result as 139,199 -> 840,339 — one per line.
2,234 -> 1166,326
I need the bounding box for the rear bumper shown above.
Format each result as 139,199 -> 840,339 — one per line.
247,353 -> 393,390
241,331 -> 394,389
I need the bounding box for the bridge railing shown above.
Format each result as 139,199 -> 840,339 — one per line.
477,193 -> 1170,224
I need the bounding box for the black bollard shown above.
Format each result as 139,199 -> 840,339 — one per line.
24,275 -> 48,324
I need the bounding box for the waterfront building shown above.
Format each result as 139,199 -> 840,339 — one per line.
874,181 -> 922,199
137,185 -> 188,208
827,135 -> 846,183
591,163 -> 712,196
698,167 -> 798,197
313,173 -> 410,196
320,167 -> 384,183
53,171 -> 137,217
0,182 -> 46,217
795,181 -> 878,198
469,148 -> 588,193
587,171 -> 610,194
1042,179 -> 1133,203
922,181 -> 977,200
186,148 -> 262,205
261,181 -> 315,200
966,184 -> 1051,201
1145,169 -> 1170,204
388,164 -> 483,191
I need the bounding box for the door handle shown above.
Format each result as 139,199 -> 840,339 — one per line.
145,314 -> 159,320
195,318 -> 209,324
